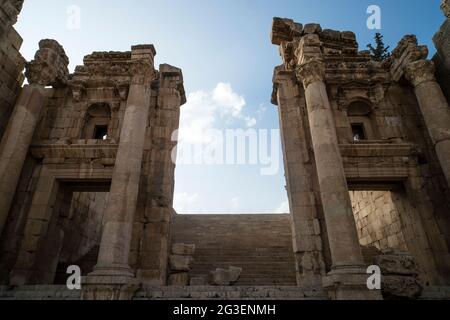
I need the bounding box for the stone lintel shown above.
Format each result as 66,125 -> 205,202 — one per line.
389,35 -> 429,82
271,17 -> 303,45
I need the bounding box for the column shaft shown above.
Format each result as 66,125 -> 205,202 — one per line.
0,85 -> 45,235
303,80 -> 364,268
92,77 -> 151,277
415,82 -> 450,186
406,60 -> 450,188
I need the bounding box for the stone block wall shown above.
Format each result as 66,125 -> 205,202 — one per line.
0,0 -> 25,139
54,192 -> 108,283
171,214 -> 297,286
350,191 -> 407,251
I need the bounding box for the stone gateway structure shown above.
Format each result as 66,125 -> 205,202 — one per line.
0,0 -> 450,300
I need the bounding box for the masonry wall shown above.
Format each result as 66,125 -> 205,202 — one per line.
350,191 -> 407,251
0,0 -> 25,139
54,192 -> 107,283
171,214 -> 297,286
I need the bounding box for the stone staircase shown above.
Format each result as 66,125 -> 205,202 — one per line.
171,214 -> 297,286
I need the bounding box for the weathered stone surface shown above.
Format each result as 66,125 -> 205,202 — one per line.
382,275 -> 423,300
168,273 -> 189,286
190,277 -> 207,286
172,243 -> 195,256
209,267 -> 242,286
25,39 -> 69,87
303,23 -> 322,35
442,0 -> 450,17
169,255 -> 194,272
374,251 -> 419,276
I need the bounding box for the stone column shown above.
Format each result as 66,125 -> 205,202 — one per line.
273,68 -> 326,290
297,58 -> 381,299
88,62 -> 153,280
137,64 -> 185,285
405,60 -> 450,189
0,39 -> 68,236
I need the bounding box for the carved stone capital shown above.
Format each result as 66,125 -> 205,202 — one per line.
25,39 -> 69,88
404,60 -> 436,87
129,62 -> 155,84
296,58 -> 326,88
442,0 -> 450,18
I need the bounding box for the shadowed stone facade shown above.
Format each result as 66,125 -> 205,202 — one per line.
0,0 -> 25,139
0,37 -> 186,298
0,2 -> 450,300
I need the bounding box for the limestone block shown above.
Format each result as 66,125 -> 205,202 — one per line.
169,255 -> 193,272
208,266 -> 242,286
303,23 -> 322,35
382,275 -> 423,299
374,250 -> 419,276
172,243 -> 195,256
168,273 -> 189,286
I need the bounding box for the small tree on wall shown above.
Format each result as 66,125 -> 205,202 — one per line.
367,33 -> 391,62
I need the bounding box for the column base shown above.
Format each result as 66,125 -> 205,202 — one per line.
322,265 -> 383,300
81,275 -> 140,300
89,263 -> 135,278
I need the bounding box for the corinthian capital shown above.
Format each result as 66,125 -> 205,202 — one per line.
296,58 -> 326,88
129,62 -> 155,84
442,0 -> 450,18
25,39 -> 69,88
404,60 -> 436,87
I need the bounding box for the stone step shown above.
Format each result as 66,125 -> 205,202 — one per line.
136,285 -> 325,300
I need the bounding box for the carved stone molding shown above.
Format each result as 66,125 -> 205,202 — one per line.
296,58 -> 326,88
129,62 -> 155,85
404,60 -> 436,87
25,39 -> 69,88
69,80 -> 86,102
442,0 -> 450,18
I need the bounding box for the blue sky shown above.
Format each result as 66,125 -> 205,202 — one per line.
16,0 -> 445,214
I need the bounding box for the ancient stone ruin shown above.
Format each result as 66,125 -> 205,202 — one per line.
0,0 -> 449,300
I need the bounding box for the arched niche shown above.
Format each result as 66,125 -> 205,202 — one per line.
347,100 -> 377,141
82,103 -> 112,140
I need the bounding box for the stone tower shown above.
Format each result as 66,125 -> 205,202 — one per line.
271,18 -> 450,299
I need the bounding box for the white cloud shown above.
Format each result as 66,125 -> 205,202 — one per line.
275,200 -> 290,213
179,82 -> 255,144
173,192 -> 200,213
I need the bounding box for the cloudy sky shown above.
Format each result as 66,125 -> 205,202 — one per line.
15,0 -> 445,214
